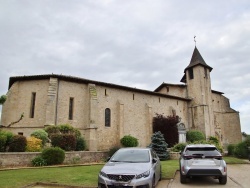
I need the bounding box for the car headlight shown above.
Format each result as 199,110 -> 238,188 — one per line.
99,171 -> 108,178
136,170 -> 150,179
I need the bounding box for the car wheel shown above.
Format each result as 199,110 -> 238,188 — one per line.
180,171 -> 186,184
219,175 -> 227,185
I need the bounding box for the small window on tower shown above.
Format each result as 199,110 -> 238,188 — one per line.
189,68 -> 194,79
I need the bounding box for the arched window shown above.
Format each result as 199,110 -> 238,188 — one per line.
105,108 -> 111,127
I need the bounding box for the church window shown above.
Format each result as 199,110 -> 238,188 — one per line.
105,108 -> 111,127
69,97 -> 74,120
133,94 -> 135,100
105,89 -> 107,96
30,92 -> 36,118
159,98 -> 160,103
189,68 -> 194,79
167,87 -> 169,92
18,132 -> 23,135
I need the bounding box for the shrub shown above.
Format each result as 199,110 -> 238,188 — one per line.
120,135 -> 138,147
26,137 -> 42,152
234,141 -> 249,158
44,125 -> 60,138
227,144 -> 236,156
74,128 -> 82,138
149,131 -> 169,160
59,124 -> 74,134
153,114 -> 179,147
208,136 -> 219,145
51,134 -> 76,151
76,136 -> 86,151
41,147 -> 65,165
31,156 -> 47,166
0,134 -> 7,152
172,143 -> 187,152
8,135 -> 27,152
0,130 -> 14,151
31,129 -> 49,146
186,130 -> 205,143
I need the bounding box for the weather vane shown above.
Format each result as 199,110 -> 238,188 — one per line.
194,35 -> 196,46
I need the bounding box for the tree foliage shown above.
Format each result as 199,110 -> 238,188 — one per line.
186,130 -> 205,142
8,135 -> 27,152
120,135 -> 138,147
149,131 -> 169,160
0,95 -> 6,105
153,114 -> 179,147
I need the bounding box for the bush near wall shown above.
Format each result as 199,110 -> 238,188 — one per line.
51,134 -> 76,151
228,137 -> 250,159
120,135 -> 138,147
172,143 -> 187,152
0,130 -> 14,152
45,125 -> 60,138
26,136 -> 43,152
153,114 -> 179,147
0,134 -> 7,152
41,147 -> 65,165
76,137 -> 86,151
31,129 -> 49,146
186,130 -> 206,143
8,135 -> 27,152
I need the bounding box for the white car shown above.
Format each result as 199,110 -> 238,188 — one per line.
179,144 -> 227,184
98,147 -> 161,188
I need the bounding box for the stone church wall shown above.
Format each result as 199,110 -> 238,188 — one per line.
94,85 -> 189,150
1,80 -> 49,135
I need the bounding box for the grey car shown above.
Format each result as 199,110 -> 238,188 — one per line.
98,147 -> 161,188
179,144 -> 227,184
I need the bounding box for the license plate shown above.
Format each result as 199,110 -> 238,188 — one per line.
113,183 -> 129,187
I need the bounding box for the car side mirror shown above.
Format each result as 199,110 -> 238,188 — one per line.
152,158 -> 158,163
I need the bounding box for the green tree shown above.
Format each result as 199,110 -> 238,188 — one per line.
150,131 -> 169,160
0,95 -> 6,105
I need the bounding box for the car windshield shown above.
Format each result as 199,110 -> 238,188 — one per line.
110,149 -> 150,163
185,147 -> 221,156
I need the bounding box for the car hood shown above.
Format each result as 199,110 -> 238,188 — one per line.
101,162 -> 151,175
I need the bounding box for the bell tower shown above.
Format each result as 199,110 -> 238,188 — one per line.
181,47 -> 215,138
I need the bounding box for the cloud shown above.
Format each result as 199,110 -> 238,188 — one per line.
0,0 -> 250,133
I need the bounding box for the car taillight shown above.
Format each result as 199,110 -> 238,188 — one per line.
224,166 -> 227,173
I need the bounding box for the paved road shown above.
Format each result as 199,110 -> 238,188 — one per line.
157,164 -> 250,188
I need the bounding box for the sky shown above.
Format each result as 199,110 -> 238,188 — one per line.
0,0 -> 249,134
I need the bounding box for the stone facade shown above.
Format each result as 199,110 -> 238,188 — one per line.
0,47 -> 242,150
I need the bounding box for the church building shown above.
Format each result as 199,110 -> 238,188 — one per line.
0,47 -> 242,150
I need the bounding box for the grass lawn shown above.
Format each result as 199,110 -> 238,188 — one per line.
0,157 -> 247,188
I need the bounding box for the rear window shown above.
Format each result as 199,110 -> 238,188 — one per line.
185,147 -> 221,156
